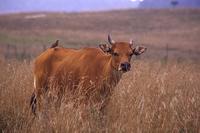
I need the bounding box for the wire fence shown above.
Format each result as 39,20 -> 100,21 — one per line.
0,43 -> 200,62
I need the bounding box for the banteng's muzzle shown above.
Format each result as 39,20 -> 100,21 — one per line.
120,62 -> 131,72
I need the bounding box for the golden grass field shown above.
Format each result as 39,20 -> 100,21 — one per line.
0,9 -> 200,132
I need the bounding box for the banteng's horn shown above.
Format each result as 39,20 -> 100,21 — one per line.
130,39 -> 134,45
108,34 -> 115,45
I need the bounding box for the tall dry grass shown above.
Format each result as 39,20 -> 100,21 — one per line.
0,59 -> 199,133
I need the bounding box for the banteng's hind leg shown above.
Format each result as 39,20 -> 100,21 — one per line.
30,92 -> 37,115
29,89 -> 43,117
52,88 -> 64,113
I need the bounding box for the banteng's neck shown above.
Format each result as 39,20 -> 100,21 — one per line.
103,55 -> 123,87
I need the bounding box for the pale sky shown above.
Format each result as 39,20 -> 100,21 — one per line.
0,0 -> 141,13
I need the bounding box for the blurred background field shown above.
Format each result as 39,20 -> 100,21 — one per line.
0,9 -> 200,61
0,1 -> 200,132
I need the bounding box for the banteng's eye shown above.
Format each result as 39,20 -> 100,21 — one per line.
113,52 -> 119,56
129,53 -> 133,56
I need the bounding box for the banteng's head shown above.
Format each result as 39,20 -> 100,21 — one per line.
99,34 -> 147,72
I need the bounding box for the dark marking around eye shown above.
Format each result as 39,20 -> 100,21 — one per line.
112,52 -> 119,56
129,53 -> 133,56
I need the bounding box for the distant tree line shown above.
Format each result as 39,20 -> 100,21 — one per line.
139,0 -> 200,8
171,0 -> 179,7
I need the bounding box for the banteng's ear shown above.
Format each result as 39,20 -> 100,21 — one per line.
133,46 -> 147,56
99,44 -> 111,53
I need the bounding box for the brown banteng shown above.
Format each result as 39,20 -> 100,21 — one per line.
30,35 -> 147,115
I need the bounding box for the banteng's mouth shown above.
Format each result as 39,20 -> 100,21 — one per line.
118,62 -> 131,72
118,66 -> 131,73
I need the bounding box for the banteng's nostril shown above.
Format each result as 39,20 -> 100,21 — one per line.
120,62 -> 131,71
121,63 -> 125,67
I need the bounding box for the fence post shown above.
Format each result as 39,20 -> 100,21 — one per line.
13,45 -> 17,59
165,44 -> 169,63
21,46 -> 26,60
5,44 -> 10,59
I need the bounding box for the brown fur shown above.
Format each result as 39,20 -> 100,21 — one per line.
31,37 -> 147,115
